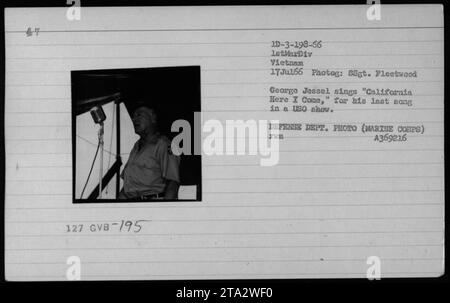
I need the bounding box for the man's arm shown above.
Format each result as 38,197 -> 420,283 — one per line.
159,137 -> 181,199
118,188 -> 126,199
164,180 -> 179,199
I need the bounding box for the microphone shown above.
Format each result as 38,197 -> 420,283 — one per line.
90,106 -> 106,124
89,105 -> 106,199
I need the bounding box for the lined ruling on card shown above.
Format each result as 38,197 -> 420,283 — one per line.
4,5 -> 444,280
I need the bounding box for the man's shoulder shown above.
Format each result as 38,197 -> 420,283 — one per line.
155,135 -> 176,155
156,135 -> 171,147
143,133 -> 169,148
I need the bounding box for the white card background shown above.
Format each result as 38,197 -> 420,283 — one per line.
4,5 -> 445,281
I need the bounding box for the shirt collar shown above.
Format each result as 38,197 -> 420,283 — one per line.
139,132 -> 160,147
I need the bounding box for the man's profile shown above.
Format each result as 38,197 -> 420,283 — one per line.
118,105 -> 180,200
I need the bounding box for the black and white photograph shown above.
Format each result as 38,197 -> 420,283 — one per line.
71,66 -> 201,203
1,1 -> 446,287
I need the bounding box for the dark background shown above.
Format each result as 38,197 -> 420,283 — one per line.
72,66 -> 202,199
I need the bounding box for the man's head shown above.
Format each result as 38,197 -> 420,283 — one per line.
132,106 -> 157,137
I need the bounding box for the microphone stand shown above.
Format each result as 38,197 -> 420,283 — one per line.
98,122 -> 104,199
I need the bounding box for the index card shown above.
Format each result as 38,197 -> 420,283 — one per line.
4,4 -> 444,281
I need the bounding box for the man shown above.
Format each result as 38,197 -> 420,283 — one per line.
118,105 -> 180,200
